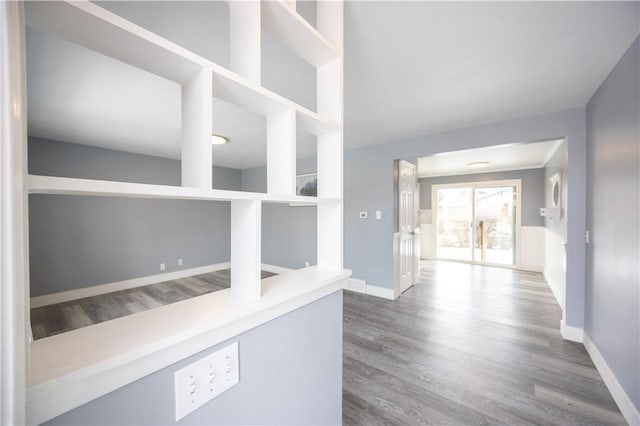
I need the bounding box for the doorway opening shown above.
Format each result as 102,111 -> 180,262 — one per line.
433,180 -> 521,267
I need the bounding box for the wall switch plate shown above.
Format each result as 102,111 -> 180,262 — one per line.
359,212 -> 368,219
160,263 -> 166,271
178,258 -> 183,266
175,342 -> 239,421
375,210 -> 382,220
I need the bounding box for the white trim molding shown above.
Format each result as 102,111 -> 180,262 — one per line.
343,278 -> 366,294
30,262 -> 232,308
342,279 -> 397,300
583,333 -> 640,425
366,284 -> 396,300
260,263 -> 294,275
560,319 -> 584,342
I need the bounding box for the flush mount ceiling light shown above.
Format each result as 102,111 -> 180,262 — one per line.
210,134 -> 229,145
467,161 -> 490,168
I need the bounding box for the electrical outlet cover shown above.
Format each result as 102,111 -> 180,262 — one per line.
174,342 -> 239,421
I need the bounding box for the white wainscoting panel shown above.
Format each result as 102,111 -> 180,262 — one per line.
519,226 -> 544,272
544,227 -> 566,308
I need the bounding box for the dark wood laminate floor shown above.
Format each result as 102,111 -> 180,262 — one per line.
343,260 -> 625,425
31,269 -> 276,340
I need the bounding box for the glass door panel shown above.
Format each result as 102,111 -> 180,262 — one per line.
435,188 -> 472,261
474,186 -> 516,265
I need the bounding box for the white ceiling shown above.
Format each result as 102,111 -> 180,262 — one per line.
344,1 -> 639,148
417,139 -> 564,178
25,1 -> 640,168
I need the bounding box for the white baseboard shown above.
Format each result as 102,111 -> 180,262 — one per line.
344,278 -> 366,293
342,279 -> 396,300
366,284 -> 396,300
260,263 -> 294,275
560,319 -> 584,343
583,332 -> 640,425
30,262 -> 231,308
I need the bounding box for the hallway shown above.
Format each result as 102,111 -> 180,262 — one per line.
343,261 -> 624,425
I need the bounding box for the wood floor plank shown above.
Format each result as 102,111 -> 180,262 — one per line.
343,260 -> 625,425
30,269 -> 277,339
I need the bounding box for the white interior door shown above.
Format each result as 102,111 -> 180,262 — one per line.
398,161 -> 417,293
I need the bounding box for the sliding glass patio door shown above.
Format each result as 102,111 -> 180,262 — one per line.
434,181 -> 518,266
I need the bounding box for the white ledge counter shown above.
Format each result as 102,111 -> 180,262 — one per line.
27,267 -> 351,425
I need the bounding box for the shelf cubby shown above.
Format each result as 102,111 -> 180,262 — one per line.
262,1 -> 341,67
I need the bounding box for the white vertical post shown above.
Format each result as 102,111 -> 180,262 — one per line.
267,109 -> 296,195
317,0 -> 344,49
229,1 -> 261,84
316,0 -> 344,271
317,132 -> 343,270
0,1 -> 28,424
231,200 -> 261,300
181,68 -> 212,189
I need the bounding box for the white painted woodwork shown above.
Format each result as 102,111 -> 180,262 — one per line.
27,267 -> 351,425
25,1 -> 337,138
19,1 -> 345,422
231,200 -> 261,300
519,226 -> 544,272
212,72 -> 337,137
229,1 -> 261,84
397,161 -> 417,294
26,175 -> 340,205
317,203 -> 343,271
317,0 -> 344,51
317,59 -> 343,125
24,1 -> 203,84
267,109 -> 296,195
0,1 -> 28,423
181,69 -> 212,188
262,1 -> 340,68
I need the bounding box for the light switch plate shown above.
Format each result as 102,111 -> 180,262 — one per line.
375,210 -> 382,220
174,342 -> 239,421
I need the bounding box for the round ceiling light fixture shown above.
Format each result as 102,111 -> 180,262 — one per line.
467,161 -> 490,168
211,134 -> 229,145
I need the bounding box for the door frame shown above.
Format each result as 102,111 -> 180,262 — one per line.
431,179 -> 522,269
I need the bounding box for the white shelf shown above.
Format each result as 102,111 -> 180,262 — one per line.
27,266 -> 351,425
25,1 -> 339,136
262,1 -> 342,67
25,1 -> 203,84
26,175 -> 340,206
212,71 -> 339,136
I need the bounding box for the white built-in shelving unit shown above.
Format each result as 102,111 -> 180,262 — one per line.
24,0 -> 344,298
19,1 -> 346,423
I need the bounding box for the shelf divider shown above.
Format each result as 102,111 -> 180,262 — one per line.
229,1 -> 261,84
267,109 -> 296,195
231,200 -> 262,300
181,68 -> 213,189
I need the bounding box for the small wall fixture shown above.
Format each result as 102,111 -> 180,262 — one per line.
467,161 -> 490,168
211,134 -> 229,145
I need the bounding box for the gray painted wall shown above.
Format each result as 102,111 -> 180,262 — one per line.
419,168 -> 545,227
45,291 -> 343,425
343,107 -> 587,329
28,138 -> 240,296
241,157 -> 317,269
585,36 -> 639,411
